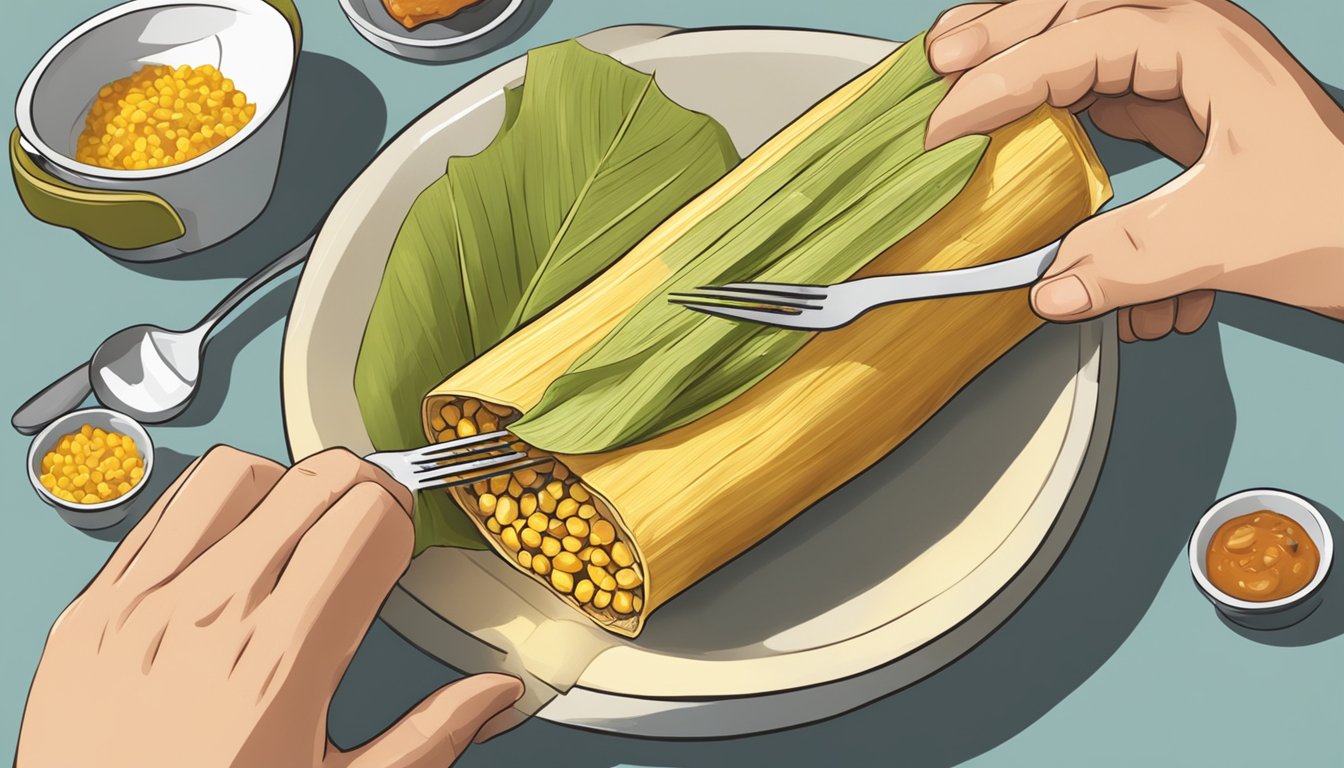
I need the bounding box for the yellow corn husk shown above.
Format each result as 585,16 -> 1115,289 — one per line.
424,65 -> 1110,636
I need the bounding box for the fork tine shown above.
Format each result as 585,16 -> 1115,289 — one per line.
412,450 -> 530,480
408,437 -> 522,466
672,300 -> 821,330
403,430 -> 511,460
418,457 -> 552,490
713,281 -> 828,298
667,288 -> 821,310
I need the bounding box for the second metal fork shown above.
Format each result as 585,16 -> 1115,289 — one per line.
365,430 -> 548,492
668,239 -> 1061,330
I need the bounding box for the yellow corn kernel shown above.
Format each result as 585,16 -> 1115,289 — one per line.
562,536 -> 583,553
615,568 -> 642,589
565,517 -> 589,538
430,416 -> 446,431
82,493 -> 101,504
633,595 -> 643,613
527,512 -> 549,533
440,404 -> 461,425
493,496 -> 518,526
612,590 -> 635,614
507,478 -> 524,497
540,536 -> 562,558
532,554 -> 551,576
517,551 -> 533,569
553,552 -> 582,574
486,518 -> 501,534
570,484 -> 590,503
117,482 -> 132,494
515,468 -> 539,487
611,540 -> 634,567
39,474 -> 56,489
477,493 -> 497,516
556,498 -> 579,519
592,520 -> 617,547
489,475 -> 509,495
577,503 -> 597,520
500,526 -> 521,552
550,570 -> 574,594
589,548 -> 611,567
545,480 -> 564,499
538,492 -> 557,513
593,590 -> 612,610
547,519 -> 567,539
456,419 -> 478,438
574,579 -> 596,604
520,493 -> 537,517
586,563 -> 607,585
520,528 -> 542,550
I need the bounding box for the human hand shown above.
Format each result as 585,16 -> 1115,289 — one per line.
925,0 -> 1344,340
17,446 -> 523,768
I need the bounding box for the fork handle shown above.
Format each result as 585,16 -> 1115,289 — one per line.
858,239 -> 1061,306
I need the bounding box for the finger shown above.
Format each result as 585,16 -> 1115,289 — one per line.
334,675 -> 524,768
1174,290 -> 1216,334
101,454 -> 203,584
1128,298 -> 1178,340
261,482 -> 412,684
928,3 -> 1001,44
928,0 -> 1069,73
1117,307 -> 1137,343
129,447 -> 284,585
927,9 -> 1168,148
1030,177 -> 1219,321
206,449 -> 413,589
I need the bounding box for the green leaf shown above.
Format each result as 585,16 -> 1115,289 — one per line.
512,32 -> 989,454
353,41 -> 739,553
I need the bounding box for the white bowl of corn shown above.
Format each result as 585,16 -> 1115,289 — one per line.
12,0 -> 302,261
27,409 -> 155,531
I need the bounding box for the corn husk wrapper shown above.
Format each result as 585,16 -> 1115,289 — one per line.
425,45 -> 1111,636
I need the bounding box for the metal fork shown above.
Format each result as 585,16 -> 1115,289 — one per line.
364,430 -> 548,492
668,239 -> 1061,330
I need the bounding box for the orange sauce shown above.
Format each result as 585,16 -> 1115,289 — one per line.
1206,510 -> 1319,601
382,0 -> 485,29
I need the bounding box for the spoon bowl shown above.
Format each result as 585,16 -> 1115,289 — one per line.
90,324 -> 206,423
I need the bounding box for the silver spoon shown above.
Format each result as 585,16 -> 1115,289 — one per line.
11,235 -> 315,434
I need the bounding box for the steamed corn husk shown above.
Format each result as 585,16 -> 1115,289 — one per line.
425,43 -> 1111,636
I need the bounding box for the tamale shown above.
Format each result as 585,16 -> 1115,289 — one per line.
423,45 -> 1111,637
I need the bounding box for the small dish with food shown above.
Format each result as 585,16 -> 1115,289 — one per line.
12,0 -> 301,261
27,408 -> 155,531
338,0 -> 530,62
1189,488 -> 1335,630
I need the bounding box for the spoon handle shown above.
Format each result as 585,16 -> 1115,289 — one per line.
196,234 -> 317,334
11,364 -> 92,435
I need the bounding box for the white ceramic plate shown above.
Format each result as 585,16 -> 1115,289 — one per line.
282,25 -> 1117,738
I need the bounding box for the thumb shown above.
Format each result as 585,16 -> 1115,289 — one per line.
335,674 -> 524,768
1030,188 -> 1218,322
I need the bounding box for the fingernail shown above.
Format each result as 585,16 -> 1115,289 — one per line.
928,26 -> 985,72
1034,275 -> 1093,316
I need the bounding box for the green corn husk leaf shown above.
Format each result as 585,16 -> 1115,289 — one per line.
353,41 -> 739,553
511,32 -> 989,454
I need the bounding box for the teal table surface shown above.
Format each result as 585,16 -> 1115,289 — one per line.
3,1 -> 1342,765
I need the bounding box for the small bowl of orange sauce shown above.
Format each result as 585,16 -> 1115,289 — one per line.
1189,489 -> 1334,630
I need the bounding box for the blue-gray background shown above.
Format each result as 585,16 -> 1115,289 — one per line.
3,1 -> 1342,765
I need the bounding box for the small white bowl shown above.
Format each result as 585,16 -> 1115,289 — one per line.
1189,489 -> 1334,630
339,0 -> 529,62
13,0 -> 300,260
27,408 -> 156,531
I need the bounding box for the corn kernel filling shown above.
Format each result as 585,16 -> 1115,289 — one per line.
76,64 -> 256,170
434,398 -> 646,622
39,424 -> 146,504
